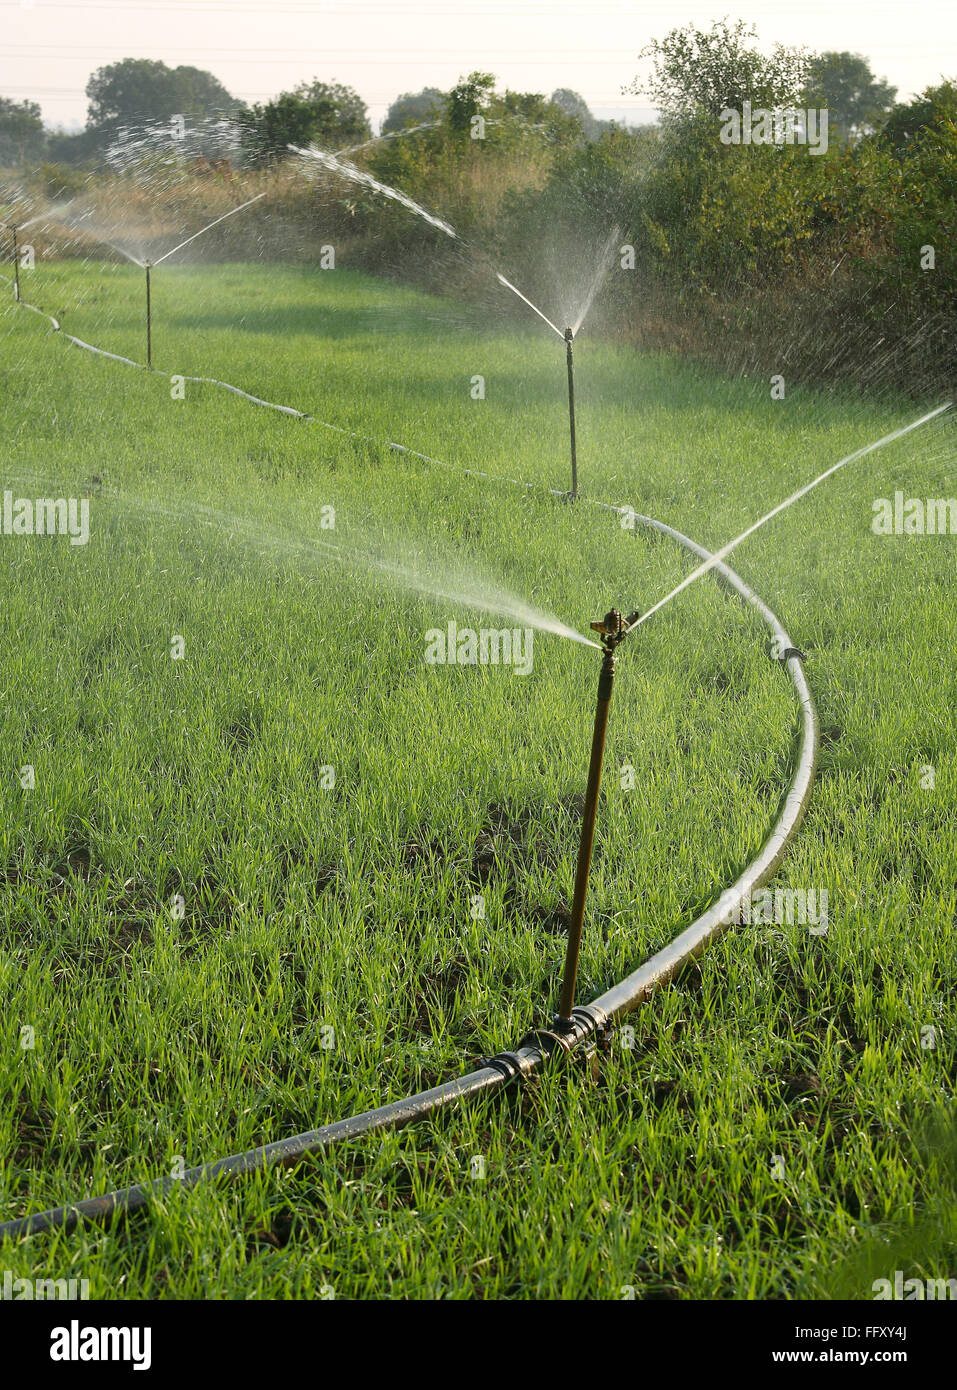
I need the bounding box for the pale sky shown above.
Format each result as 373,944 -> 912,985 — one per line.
2,0 -> 955,132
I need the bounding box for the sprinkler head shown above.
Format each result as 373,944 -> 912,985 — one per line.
564,326 -> 574,343
590,608 -> 625,651
590,608 -> 623,638
589,608 -> 643,650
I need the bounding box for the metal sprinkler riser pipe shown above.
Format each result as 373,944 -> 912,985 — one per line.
557,607 -> 640,1026
11,225 -> 20,303
564,326 -> 578,498
145,262 -> 152,370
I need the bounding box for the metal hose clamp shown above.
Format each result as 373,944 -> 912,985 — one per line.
481,1051 -> 527,1082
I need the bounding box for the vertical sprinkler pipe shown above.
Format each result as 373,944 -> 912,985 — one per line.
557,607 -> 639,1025
565,327 -> 578,497
11,226 -> 20,302
145,262 -> 152,369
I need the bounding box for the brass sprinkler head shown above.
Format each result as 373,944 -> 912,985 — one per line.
591,607 -> 622,636
590,607 -> 643,651
590,609 -> 625,652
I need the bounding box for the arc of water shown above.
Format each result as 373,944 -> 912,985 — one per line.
495,273 -> 564,339
294,145 -> 458,239
634,402 -> 953,630
105,240 -> 146,268
295,143 -> 570,338
26,203 -> 144,265
152,192 -> 267,265
571,226 -> 621,336
16,198 -> 79,232
336,121 -> 442,157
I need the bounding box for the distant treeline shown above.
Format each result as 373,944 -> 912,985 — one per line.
4,24 -> 954,394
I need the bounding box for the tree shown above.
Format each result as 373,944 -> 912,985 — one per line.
238,93 -> 327,166
85,59 -> 235,135
626,19 -> 809,126
365,73 -> 582,238
382,88 -> 444,134
446,72 -> 496,136
292,80 -> 371,146
804,52 -> 896,144
0,96 -> 46,166
171,65 -> 240,121
880,80 -> 957,154
497,88 -> 582,144
238,81 -> 370,165
550,88 -> 598,139
44,127 -> 104,167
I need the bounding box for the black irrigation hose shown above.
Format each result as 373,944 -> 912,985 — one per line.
0,512 -> 818,1243
592,514 -> 818,1018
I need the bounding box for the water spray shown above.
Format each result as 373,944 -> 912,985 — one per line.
295,146 -> 597,497
632,400 -> 953,631
150,191 -> 266,267
553,403 -> 949,1012
556,604 -> 641,1026
552,402 -> 950,1017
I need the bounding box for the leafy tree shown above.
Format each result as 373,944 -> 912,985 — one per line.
432,75 -> 581,148
86,59 -> 235,134
0,96 -> 46,166
44,127 -> 103,167
625,19 -> 809,125
804,52 -> 896,144
238,93 -> 327,166
382,88 -> 444,134
292,80 -> 371,145
446,71 -> 496,136
172,65 -> 240,120
492,87 -> 579,144
239,81 -> 370,165
550,88 -> 599,140
355,73 -> 582,247
880,80 -> 957,154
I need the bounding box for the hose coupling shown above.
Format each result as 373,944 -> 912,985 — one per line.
482,1050 -> 533,1083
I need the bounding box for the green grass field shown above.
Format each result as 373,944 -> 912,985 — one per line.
1,259 -> 954,1298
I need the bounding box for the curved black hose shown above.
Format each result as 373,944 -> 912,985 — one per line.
0,514 -> 818,1243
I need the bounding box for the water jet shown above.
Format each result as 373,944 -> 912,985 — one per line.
294,145 -> 600,498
